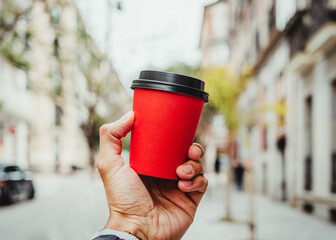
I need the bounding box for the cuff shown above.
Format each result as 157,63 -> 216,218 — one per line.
91,229 -> 139,240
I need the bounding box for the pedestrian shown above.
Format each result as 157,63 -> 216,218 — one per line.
214,152 -> 221,174
234,161 -> 244,191
91,111 -> 208,240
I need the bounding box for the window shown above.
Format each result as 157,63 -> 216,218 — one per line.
304,96 -> 313,191
262,163 -> 267,194
262,125 -> 268,151
331,81 -> 336,193
0,123 -> 3,157
52,69 -> 62,96
268,0 -> 276,33
55,105 -> 62,126
332,81 -> 336,152
53,38 -> 60,58
54,137 -> 60,172
50,5 -> 62,27
255,30 -> 260,52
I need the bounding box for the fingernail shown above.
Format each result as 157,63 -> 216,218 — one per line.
183,164 -> 193,175
193,143 -> 205,157
183,180 -> 192,187
119,111 -> 133,121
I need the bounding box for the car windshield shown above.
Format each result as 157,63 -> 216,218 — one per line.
4,166 -> 21,172
0,165 -> 21,173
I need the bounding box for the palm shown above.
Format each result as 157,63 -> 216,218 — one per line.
98,112 -> 207,240
104,164 -> 196,240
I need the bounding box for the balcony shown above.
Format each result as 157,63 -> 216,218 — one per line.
286,0 -> 336,57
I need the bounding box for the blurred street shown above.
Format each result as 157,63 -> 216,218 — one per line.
0,173 -> 108,240
1,173 -> 335,240
1,0 -> 336,239
185,176 -> 336,240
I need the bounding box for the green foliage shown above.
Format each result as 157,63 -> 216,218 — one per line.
122,134 -> 131,150
76,20 -> 107,96
0,30 -> 29,70
258,100 -> 288,126
0,1 -> 31,70
81,108 -> 106,151
201,66 -> 252,136
165,63 -> 217,143
91,113 -> 106,150
166,63 -> 202,79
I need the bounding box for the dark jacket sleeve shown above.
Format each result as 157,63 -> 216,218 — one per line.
92,235 -> 124,240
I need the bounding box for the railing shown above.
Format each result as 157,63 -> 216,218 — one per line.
287,0 -> 336,56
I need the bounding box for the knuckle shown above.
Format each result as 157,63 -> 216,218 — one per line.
96,158 -> 106,172
99,124 -> 110,136
196,162 -> 204,174
193,143 -> 205,157
204,177 -> 209,188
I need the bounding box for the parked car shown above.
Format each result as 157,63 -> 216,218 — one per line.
0,164 -> 35,205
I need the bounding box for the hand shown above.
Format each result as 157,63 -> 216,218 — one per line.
97,111 -> 208,240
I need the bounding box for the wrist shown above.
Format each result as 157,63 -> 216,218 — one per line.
105,212 -> 148,240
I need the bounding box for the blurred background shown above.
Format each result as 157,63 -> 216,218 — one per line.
1,0 -> 336,239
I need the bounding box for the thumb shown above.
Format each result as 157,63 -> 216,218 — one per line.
97,111 -> 134,172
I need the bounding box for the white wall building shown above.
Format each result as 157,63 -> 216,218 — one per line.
199,0 -> 230,67
0,0 -> 130,173
285,20 -> 336,220
27,0 -> 130,172
0,57 -> 33,169
201,0 -> 336,222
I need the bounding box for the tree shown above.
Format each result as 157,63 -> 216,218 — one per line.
80,107 -> 106,169
0,1 -> 127,171
0,0 -> 32,70
201,66 -> 251,138
165,63 -> 217,145
76,14 -> 127,169
200,66 -> 251,222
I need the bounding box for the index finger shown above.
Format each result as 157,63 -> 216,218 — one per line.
188,143 -> 205,161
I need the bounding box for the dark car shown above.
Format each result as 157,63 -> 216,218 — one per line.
0,164 -> 35,205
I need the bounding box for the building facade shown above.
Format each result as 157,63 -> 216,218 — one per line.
200,0 -> 336,222
0,0 -> 129,172
0,57 -> 33,169
199,0 -> 230,68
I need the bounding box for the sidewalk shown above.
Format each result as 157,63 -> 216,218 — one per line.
29,172 -> 336,240
183,177 -> 336,240
32,171 -> 101,200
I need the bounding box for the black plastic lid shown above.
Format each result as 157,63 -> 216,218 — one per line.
131,70 -> 209,102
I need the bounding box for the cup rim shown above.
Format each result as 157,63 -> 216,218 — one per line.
131,70 -> 209,103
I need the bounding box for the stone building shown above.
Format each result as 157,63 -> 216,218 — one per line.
200,0 -> 336,222
0,57 -> 33,169
199,0 -> 230,67
235,0 -> 336,222
0,0 -> 129,172
28,0 -> 130,172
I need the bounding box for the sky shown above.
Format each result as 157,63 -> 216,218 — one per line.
76,0 -> 214,89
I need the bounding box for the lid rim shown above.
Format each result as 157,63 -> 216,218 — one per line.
140,70 -> 205,90
131,70 -> 209,103
135,79 -> 205,92
131,80 -> 209,102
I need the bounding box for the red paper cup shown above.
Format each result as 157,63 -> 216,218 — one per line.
129,71 -> 209,180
